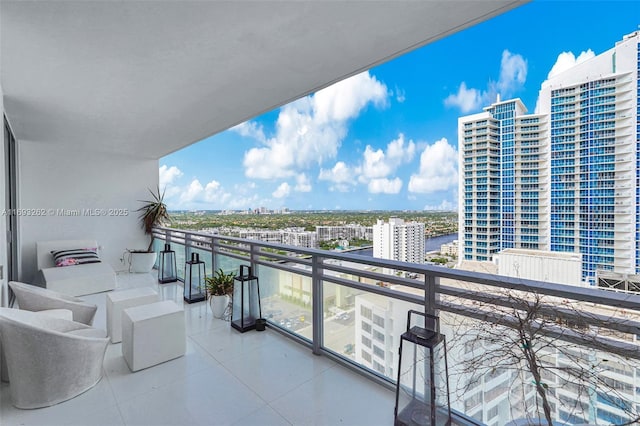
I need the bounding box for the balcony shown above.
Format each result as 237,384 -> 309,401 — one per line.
0,274 -> 396,425
144,227 -> 640,425
3,228 -> 640,424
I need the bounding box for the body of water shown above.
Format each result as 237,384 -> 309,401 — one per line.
349,232 -> 457,257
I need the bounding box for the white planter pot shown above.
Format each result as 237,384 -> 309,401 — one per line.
209,295 -> 229,319
129,251 -> 157,273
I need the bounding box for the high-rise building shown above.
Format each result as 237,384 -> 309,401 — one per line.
459,31 -> 639,285
372,218 -> 425,266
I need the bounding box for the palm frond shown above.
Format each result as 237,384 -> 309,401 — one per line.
136,186 -> 171,251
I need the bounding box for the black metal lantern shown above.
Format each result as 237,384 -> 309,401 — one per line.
231,265 -> 262,332
183,253 -> 206,303
394,310 -> 451,426
158,244 -> 178,283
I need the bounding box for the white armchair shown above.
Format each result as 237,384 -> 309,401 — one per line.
0,308 -> 109,409
8,281 -> 97,325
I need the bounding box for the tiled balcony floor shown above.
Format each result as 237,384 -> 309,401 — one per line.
0,273 -> 395,426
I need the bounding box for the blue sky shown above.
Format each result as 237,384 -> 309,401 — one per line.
160,1 -> 640,212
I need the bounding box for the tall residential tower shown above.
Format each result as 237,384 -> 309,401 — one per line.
373,218 -> 425,266
459,31 -> 639,285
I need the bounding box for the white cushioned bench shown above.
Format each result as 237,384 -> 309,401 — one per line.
36,240 -> 116,297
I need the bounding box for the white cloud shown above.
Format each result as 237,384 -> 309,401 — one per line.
547,50 -> 595,79
535,49 -> 596,114
179,179 -> 204,204
360,134 -> 415,182
294,174 -> 312,192
158,165 -> 184,201
319,161 -> 353,184
318,161 -> 357,192
272,182 -> 291,198
444,82 -> 483,113
226,194 -> 261,210
233,181 -> 257,194
368,178 -> 402,194
243,71 -> 389,179
394,86 -> 406,103
159,165 -> 183,187
424,200 -> 456,211
231,121 -> 267,143
178,179 -> 231,206
444,50 -> 527,113
496,50 -> 527,95
408,138 -> 458,193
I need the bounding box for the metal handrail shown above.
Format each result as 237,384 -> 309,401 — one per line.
153,225 -> 640,376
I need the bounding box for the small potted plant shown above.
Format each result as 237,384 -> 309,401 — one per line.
205,268 -> 235,319
129,187 -> 170,273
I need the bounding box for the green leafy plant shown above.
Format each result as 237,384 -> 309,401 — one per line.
205,268 -> 235,297
136,186 -> 170,252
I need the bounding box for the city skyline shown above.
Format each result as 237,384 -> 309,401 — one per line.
160,1 -> 639,211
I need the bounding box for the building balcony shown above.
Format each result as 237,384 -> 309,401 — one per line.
5,229 -> 640,424
1,273 -> 397,426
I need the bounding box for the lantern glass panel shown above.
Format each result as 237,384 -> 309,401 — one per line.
395,311 -> 450,426
231,265 -> 262,332
158,244 -> 177,283
183,253 -> 206,303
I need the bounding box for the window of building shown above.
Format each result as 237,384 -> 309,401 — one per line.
361,306 -> 372,320
373,314 -> 385,327
361,336 -> 371,347
372,361 -> 385,374
373,345 -> 385,358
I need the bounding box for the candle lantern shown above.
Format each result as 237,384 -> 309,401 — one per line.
158,244 -> 177,283
183,252 -> 206,303
394,310 -> 451,426
231,265 -> 262,332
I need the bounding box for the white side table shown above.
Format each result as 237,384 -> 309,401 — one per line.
121,300 -> 186,372
106,287 -> 158,343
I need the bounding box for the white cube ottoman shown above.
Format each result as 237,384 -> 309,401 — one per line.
106,287 -> 159,343
122,300 -> 185,372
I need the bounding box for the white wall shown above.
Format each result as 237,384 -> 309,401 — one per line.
496,250 -> 583,286
18,141 -> 158,281
0,83 -> 7,305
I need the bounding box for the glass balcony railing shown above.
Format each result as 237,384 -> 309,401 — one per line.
153,226 -> 640,426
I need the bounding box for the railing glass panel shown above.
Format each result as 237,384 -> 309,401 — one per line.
257,263 -> 312,342
153,227 -> 640,426
322,281 -> 421,381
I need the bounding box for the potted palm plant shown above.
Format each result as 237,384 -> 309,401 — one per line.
129,187 -> 170,273
205,268 -> 235,319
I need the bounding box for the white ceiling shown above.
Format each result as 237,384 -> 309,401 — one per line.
1,1 -> 526,159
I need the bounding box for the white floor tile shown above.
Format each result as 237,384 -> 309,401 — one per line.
232,404 -> 292,426
221,332 -> 335,403
270,365 -> 395,426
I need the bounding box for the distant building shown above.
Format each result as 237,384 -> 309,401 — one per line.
494,248 -> 583,286
459,31 -> 640,285
354,292 -> 418,378
238,228 -> 317,248
316,224 -> 372,242
440,240 -> 458,256
238,229 -> 283,244
372,217 -> 424,265
283,230 -> 317,249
